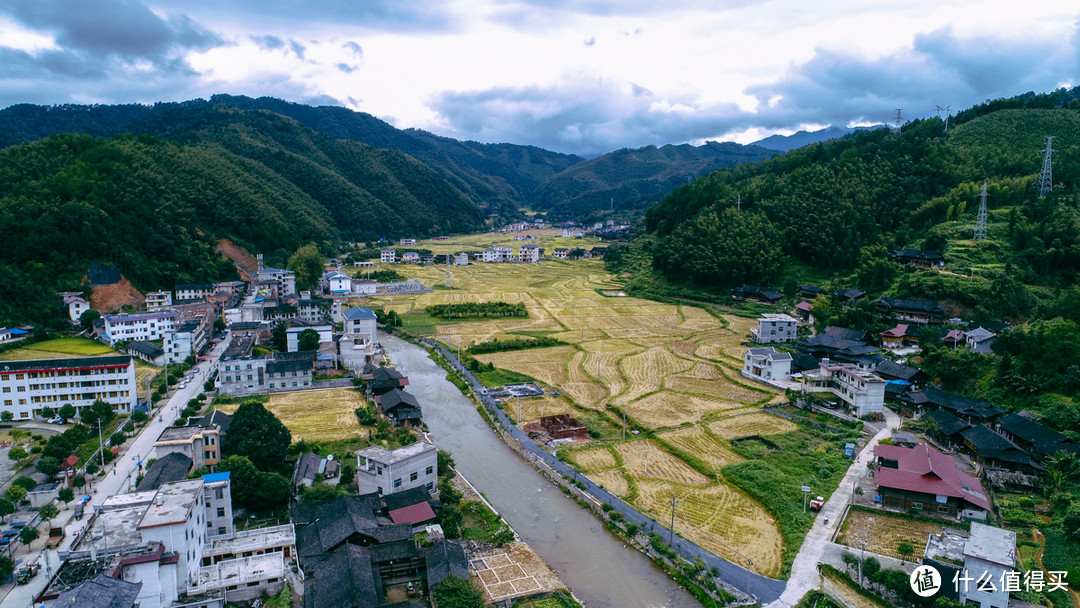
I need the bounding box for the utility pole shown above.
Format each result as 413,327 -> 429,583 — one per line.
859,539 -> 867,586
747,559 -> 753,599
668,494 -> 679,545
97,419 -> 105,469
622,409 -> 626,441
974,180 -> 989,240
1038,135 -> 1055,198
445,256 -> 452,289
516,395 -> 521,424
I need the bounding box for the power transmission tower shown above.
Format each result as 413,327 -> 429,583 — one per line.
936,105 -> 951,131
1038,135 -> 1055,198
445,256 -> 452,289
974,181 -> 988,240
894,109 -> 903,129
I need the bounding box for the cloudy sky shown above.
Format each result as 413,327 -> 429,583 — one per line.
1,0 -> 1078,155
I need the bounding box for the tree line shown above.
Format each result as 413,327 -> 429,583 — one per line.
426,302 -> 528,319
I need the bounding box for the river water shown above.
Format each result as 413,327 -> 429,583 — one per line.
383,334 -> 698,608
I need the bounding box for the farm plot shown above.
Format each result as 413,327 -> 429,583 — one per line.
615,440 -> 710,486
635,479 -> 783,577
676,305 -> 724,332
501,395 -> 576,424
614,346 -> 694,404
836,509 -> 952,561
474,346 -> 576,387
709,412 -> 797,439
623,391 -> 747,428
215,388 -> 369,443
589,468 -> 630,498
565,446 -> 618,471
658,426 -> 744,470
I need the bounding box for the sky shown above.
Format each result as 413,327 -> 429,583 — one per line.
1,0 -> 1078,156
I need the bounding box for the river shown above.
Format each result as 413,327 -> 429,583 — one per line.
383,334 -> 699,608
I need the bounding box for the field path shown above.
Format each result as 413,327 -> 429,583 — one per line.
769,407 -> 900,608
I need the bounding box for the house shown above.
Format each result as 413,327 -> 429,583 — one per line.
217,352 -> 315,396
103,311 -> 178,345
925,408 -> 970,449
296,295 -> 328,324
802,359 -> 886,417
285,325 -> 333,352
494,245 -> 513,262
834,287 -> 866,303
519,244 -> 541,263
879,323 -> 919,350
795,332 -> 882,370
227,321 -> 262,340
874,360 -> 928,390
513,233 -> 527,241
174,284 -> 215,301
324,270 -> 352,295
380,248 -> 397,264
732,285 -> 783,303
797,285 -> 822,299
923,523 -> 1017,608
292,452 -> 325,490
960,425 -> 1043,474
0,327 -> 28,344
890,248 -> 945,267
965,327 -> 997,354
401,251 -> 420,263
942,328 -> 966,348
0,355 -> 138,420
873,442 -> 991,519
153,424 -> 221,469
145,290 -> 173,310
263,304 -> 297,322
481,248 -> 498,262
51,575 -> 142,608
377,388 -> 423,426
539,414 -> 588,440
794,301 -> 814,322
742,347 -> 793,383
897,386 -> 1004,424
551,247 -> 570,259
63,294 -> 90,322
126,340 -> 166,365
751,313 -> 799,344
137,452 -> 193,491
191,409 -> 233,445
163,319 -> 210,363
877,297 -> 946,324
399,238 -> 416,246
255,264 -> 297,297
356,441 -> 438,496
996,412 -> 1080,459
824,326 -> 867,341
453,252 -> 469,266
353,278 -> 377,295
385,486 -> 438,529
339,333 -> 376,372
370,366 -> 409,395
343,306 -> 377,337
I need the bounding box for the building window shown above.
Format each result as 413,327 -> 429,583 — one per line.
937,505 -> 950,513
410,472 -> 418,482
219,527 -> 227,535
426,466 -> 433,476
911,502 -> 923,509
393,478 -> 402,488
217,507 -> 225,518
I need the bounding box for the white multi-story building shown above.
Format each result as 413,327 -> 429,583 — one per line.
453,252 -> 470,266
802,358 -> 886,417
256,267 -> 297,297
163,320 -> 209,364
519,244 -> 541,263
356,441 -> 438,495
103,311 -> 177,345
482,248 -> 498,263
343,306 -> 377,337
201,471 -> 235,537
399,238 -> 416,246
63,295 -> 90,322
175,284 -> 215,301
742,347 -> 792,383
324,270 -> 352,294
551,248 -> 569,259
0,355 -> 137,420
380,248 -> 396,264
154,425 -> 221,469
145,290 -> 173,310
494,245 -> 513,262
751,313 -> 800,344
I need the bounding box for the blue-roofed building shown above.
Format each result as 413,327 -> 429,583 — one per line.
202,470 -> 234,536
343,306 -> 377,337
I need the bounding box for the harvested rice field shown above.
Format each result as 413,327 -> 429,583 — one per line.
709,412 -> 798,439
215,387 -> 371,443
658,426 -> 745,470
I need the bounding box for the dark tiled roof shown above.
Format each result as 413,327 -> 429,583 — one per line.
733,285 -> 783,301
292,453 -> 322,486
137,453 -> 193,491
127,341 -> 164,359
877,298 -> 946,314
383,486 -> 433,512
369,539 -> 420,563
835,288 -> 866,300
425,541 -> 469,588
291,494 -> 412,558
305,544 -> 384,608
997,413 -> 1069,456
875,360 -> 925,382
823,326 -> 867,341
926,409 -> 970,437
920,386 -> 1004,420
53,574 -> 142,608
891,249 -> 944,261
267,359 -> 313,373
380,389 -> 421,412
194,410 -> 232,435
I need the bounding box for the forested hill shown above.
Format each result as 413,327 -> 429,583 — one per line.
0,106 -> 485,327
531,141 -> 776,221
643,101 -> 1080,294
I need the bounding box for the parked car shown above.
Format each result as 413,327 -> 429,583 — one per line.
47,416 -> 64,424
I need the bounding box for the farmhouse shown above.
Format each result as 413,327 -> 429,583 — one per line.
959,424 -> 1043,474
164,319 -> 210,363
874,360 -> 928,391
879,323 -> 919,350
145,290 -> 173,310
376,388 -> 423,426
519,243 -> 541,262
255,264 -> 297,297
324,270 -> 352,294
873,442 -> 991,520
174,284 -> 215,302
742,347 -> 792,383
924,523 -> 1016,608
138,452 -> 194,491
63,294 -> 90,322
380,248 -> 396,264
732,284 -> 783,303
153,424 -> 221,469
890,248 -> 945,267
551,247 -> 570,259
0,355 -> 137,419
876,297 -> 946,324
801,358 -> 886,417
126,340 -> 166,365
965,327 -> 997,354
453,252 -> 470,266
343,306 -> 377,336
797,285 -> 822,299
897,386 -> 1004,424
401,251 -> 420,263
834,287 -> 866,303
217,352 -> 315,396
370,366 -> 409,395
751,313 -> 799,343
996,412 -> 1080,458
355,441 -> 438,496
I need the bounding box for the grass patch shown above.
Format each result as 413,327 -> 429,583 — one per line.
0,337 -> 114,359
473,366 -> 535,388
1041,528 -> 1080,574
460,500 -> 515,545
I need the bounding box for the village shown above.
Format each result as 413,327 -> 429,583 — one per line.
0,227 -> 1072,608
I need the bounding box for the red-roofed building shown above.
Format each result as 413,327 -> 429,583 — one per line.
388,502 -> 437,528
879,323 -> 918,350
873,443 -> 990,520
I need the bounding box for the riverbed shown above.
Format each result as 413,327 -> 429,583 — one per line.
383,334 -> 699,608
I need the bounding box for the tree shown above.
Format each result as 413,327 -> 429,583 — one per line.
38,503 -> 59,524
287,244 -> 325,293
0,499 -> 13,523
862,556 -> 881,579
897,540 -> 915,563
7,446 -> 26,460
300,482 -> 344,503
271,322 -> 288,352
0,556 -> 13,581
41,406 -> 55,418
437,449 -> 456,477
251,471 -> 291,511
110,432 -> 126,447
58,404 -> 76,420
79,308 -> 101,332
36,456 -> 60,478
80,400 -> 115,428
19,526 -> 39,548
72,474 -> 86,490
58,487 -> 74,505
218,455 -> 259,507
4,485 -> 26,505
433,575 -> 485,608
12,477 -> 36,492
298,328 -> 321,352
0,411 -> 11,422
227,402 -> 291,472
131,410 -> 149,424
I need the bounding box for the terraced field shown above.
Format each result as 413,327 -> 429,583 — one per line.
365,253 -> 792,575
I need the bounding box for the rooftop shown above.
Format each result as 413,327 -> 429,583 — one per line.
0,355 -> 133,374
52,574 -> 142,608
343,306 -> 376,320
137,452 -> 193,491
138,479 -> 204,529
964,522 -> 1017,567
357,441 -> 436,465
874,443 -> 991,511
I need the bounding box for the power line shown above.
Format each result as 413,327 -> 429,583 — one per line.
974,181 -> 989,240
1038,135 -> 1055,198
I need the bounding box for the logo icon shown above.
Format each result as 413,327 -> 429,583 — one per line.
910,565 -> 942,597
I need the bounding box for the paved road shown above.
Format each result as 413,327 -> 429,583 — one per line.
421,336 -> 787,605
768,407 -> 901,608
0,336 -> 230,606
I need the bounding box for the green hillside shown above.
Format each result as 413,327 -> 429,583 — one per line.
0,107 -> 485,328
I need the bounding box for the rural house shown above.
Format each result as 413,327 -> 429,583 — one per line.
751,313 -> 799,343
876,297 -> 946,324
355,441 -> 438,496
873,442 -> 991,520
742,347 -> 793,383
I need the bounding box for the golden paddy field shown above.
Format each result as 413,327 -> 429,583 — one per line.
364,250 -> 797,576
216,388 -> 373,443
